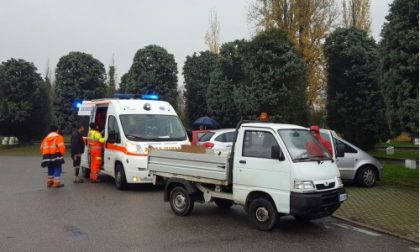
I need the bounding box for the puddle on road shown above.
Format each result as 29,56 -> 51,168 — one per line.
64,225 -> 88,240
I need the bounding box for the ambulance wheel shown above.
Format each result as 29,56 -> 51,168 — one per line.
82,167 -> 90,179
169,186 -> 194,216
115,163 -> 127,190
248,198 -> 278,231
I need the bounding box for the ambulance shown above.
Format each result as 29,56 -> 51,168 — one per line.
77,94 -> 189,190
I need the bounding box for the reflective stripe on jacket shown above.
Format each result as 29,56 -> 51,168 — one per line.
88,130 -> 105,151
40,132 -> 65,167
88,130 -> 105,143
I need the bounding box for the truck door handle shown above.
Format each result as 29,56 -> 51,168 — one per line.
239,160 -> 246,164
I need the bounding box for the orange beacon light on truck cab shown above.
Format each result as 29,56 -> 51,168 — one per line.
259,112 -> 269,122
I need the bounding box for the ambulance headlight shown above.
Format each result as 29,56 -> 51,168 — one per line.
293,180 -> 315,190
125,142 -> 144,154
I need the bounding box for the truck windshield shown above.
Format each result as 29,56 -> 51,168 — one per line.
120,114 -> 187,142
278,129 -> 331,162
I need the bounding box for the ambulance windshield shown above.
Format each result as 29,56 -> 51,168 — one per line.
120,114 -> 187,142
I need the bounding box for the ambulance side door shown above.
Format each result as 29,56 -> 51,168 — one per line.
104,115 -> 121,174
79,103 -> 96,170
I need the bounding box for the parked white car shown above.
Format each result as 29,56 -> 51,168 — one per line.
320,129 -> 383,187
197,128 -> 236,152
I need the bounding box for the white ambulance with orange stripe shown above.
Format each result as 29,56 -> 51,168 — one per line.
77,94 -> 189,190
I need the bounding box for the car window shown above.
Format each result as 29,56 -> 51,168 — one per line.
215,133 -> 226,142
225,132 -> 236,142
199,132 -> 215,142
197,132 -> 207,139
242,130 -> 281,159
334,138 -> 357,153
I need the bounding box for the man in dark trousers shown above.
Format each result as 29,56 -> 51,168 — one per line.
71,123 -> 85,183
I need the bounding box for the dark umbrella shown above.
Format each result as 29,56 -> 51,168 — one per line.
192,117 -> 220,129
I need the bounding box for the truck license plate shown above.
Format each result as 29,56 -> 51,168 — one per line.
338,193 -> 347,202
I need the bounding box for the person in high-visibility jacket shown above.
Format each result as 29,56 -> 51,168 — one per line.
40,125 -> 66,188
88,122 -> 105,183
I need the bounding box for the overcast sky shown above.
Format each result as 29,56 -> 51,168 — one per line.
0,0 -> 392,86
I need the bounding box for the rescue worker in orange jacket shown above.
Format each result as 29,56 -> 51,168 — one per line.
40,125 -> 66,188
88,123 -> 105,183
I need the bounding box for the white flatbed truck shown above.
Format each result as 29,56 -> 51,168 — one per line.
149,122 -> 347,231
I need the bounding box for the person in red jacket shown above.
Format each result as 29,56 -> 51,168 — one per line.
309,125 -> 333,156
40,125 -> 66,188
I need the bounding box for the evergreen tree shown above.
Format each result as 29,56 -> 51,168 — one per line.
380,0 -> 419,136
125,45 -> 178,108
0,59 -> 47,141
53,52 -> 106,133
206,66 -> 238,127
107,65 -> 117,97
325,27 -> 386,150
119,72 -> 131,92
206,40 -> 247,127
237,29 -> 308,124
183,51 -> 219,124
249,0 -> 337,106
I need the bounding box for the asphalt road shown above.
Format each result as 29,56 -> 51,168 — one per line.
0,156 -> 417,252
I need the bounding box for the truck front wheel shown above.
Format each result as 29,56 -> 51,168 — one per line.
248,198 -> 278,231
169,186 -> 194,216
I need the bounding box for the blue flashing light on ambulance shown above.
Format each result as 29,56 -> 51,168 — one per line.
77,93 -> 189,190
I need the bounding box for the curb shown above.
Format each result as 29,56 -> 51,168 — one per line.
332,215 -> 419,244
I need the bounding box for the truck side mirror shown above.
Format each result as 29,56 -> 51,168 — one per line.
108,130 -> 117,143
271,145 -> 284,161
336,145 -> 345,157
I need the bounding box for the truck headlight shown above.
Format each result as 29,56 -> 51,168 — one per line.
294,180 -> 315,190
126,142 -> 144,154
337,177 -> 344,188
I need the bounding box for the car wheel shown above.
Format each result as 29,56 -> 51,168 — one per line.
169,186 -> 194,216
214,199 -> 234,209
357,166 -> 377,187
115,163 -> 128,190
248,198 -> 278,231
82,167 -> 90,179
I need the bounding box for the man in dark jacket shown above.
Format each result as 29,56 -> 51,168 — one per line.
71,123 -> 85,183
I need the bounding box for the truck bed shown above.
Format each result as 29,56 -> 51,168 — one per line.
148,150 -> 230,185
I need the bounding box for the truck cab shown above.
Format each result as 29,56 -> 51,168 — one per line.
78,94 -> 189,189
149,122 -> 347,230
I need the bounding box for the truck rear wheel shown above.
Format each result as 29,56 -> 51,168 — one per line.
214,199 -> 234,209
115,163 -> 127,190
248,198 -> 278,231
169,186 -> 194,216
